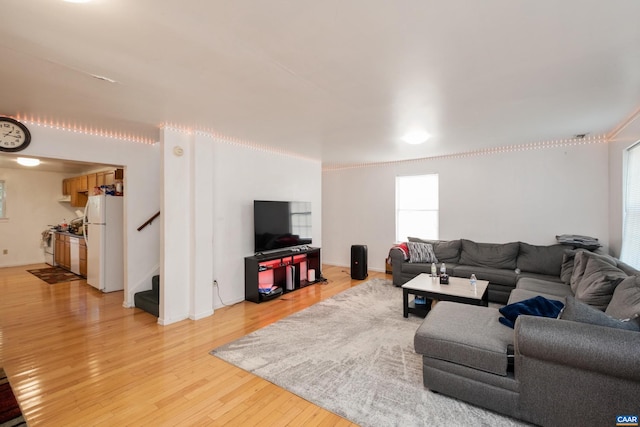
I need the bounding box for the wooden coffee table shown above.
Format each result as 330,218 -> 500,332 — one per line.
402,273 -> 489,318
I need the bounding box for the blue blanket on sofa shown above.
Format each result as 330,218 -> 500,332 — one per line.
499,296 -> 564,328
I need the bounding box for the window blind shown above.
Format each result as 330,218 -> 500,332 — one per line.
620,142 -> 640,269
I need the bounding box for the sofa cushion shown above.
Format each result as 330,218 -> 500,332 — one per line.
569,250 -> 618,294
605,275 -> 640,321
414,302 -> 513,376
408,237 -> 461,263
573,255 -> 627,311
517,271 -> 563,284
516,277 -> 573,298
516,243 -> 566,277
561,296 -> 640,331
459,239 -> 519,270
407,242 -> 437,263
453,265 -> 518,286
508,288 -> 566,305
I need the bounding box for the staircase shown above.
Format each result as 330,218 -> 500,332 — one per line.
134,275 -> 159,317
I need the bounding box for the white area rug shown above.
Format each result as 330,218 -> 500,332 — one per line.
211,278 -> 527,427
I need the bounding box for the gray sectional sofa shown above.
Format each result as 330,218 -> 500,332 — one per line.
391,238 -> 577,303
412,248 -> 640,426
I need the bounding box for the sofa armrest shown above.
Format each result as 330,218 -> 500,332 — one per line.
389,247 -> 407,286
514,315 -> 640,426
515,315 -> 640,381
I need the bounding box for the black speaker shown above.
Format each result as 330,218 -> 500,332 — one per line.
351,245 -> 368,280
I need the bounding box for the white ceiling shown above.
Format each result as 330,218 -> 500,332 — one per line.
1,0 -> 640,168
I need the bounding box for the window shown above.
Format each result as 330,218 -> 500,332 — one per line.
396,174 -> 439,242
0,180 -> 5,219
621,142 -> 640,269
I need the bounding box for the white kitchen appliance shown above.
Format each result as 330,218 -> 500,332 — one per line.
84,194 -> 124,292
44,230 -> 55,266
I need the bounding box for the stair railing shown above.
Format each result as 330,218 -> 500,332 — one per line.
137,211 -> 160,232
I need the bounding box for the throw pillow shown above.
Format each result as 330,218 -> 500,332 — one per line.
459,239 -> 519,270
560,249 -> 582,285
573,255 -> 627,310
408,237 -> 461,263
569,250 -> 618,294
605,275 -> 640,321
561,296 -> 640,331
407,242 -> 437,263
498,296 -> 564,329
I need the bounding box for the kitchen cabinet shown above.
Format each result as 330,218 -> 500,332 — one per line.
76,175 -> 88,192
62,179 -> 70,196
55,232 -> 87,278
96,170 -> 116,187
79,239 -> 87,277
55,234 -> 71,270
63,169 -> 125,206
70,179 -> 88,207
55,234 -> 65,266
87,173 -> 97,192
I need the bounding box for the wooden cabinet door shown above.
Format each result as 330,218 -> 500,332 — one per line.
103,170 -> 115,185
62,179 -> 70,195
87,173 -> 97,193
76,175 -> 88,192
62,236 -> 70,269
69,178 -> 78,206
96,172 -> 105,187
70,178 -> 88,207
64,236 -> 71,270
79,240 -> 87,277
55,235 -> 64,266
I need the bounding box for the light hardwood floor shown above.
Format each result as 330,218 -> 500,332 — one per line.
0,263 -> 388,426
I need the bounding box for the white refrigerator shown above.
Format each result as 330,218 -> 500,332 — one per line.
84,194 -> 124,292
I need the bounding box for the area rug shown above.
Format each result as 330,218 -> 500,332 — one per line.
211,278 -> 527,427
0,368 -> 26,427
26,267 -> 82,285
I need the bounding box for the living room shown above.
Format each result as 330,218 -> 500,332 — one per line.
2,1 -> 640,425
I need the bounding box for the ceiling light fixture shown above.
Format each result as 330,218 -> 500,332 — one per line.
17,157 -> 41,167
402,130 -> 431,145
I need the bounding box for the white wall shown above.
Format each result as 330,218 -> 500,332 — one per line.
608,115 -> 640,257
322,142 -> 611,271
11,124 -> 161,307
0,167 -> 79,267
160,128 -> 322,324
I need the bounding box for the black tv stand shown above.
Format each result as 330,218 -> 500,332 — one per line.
245,247 -> 321,303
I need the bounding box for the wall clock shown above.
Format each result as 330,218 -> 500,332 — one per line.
0,117 -> 31,152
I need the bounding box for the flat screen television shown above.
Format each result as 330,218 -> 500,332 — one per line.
254,200 -> 312,253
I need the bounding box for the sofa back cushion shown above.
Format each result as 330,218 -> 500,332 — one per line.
459,239 -> 519,270
516,243 -> 566,276
408,237 -> 461,263
572,255 -> 627,311
605,275 -> 640,321
569,250 -> 618,293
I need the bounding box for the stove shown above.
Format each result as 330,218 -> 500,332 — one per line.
44,230 -> 55,266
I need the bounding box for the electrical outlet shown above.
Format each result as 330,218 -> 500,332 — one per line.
2,249 -> 7,255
